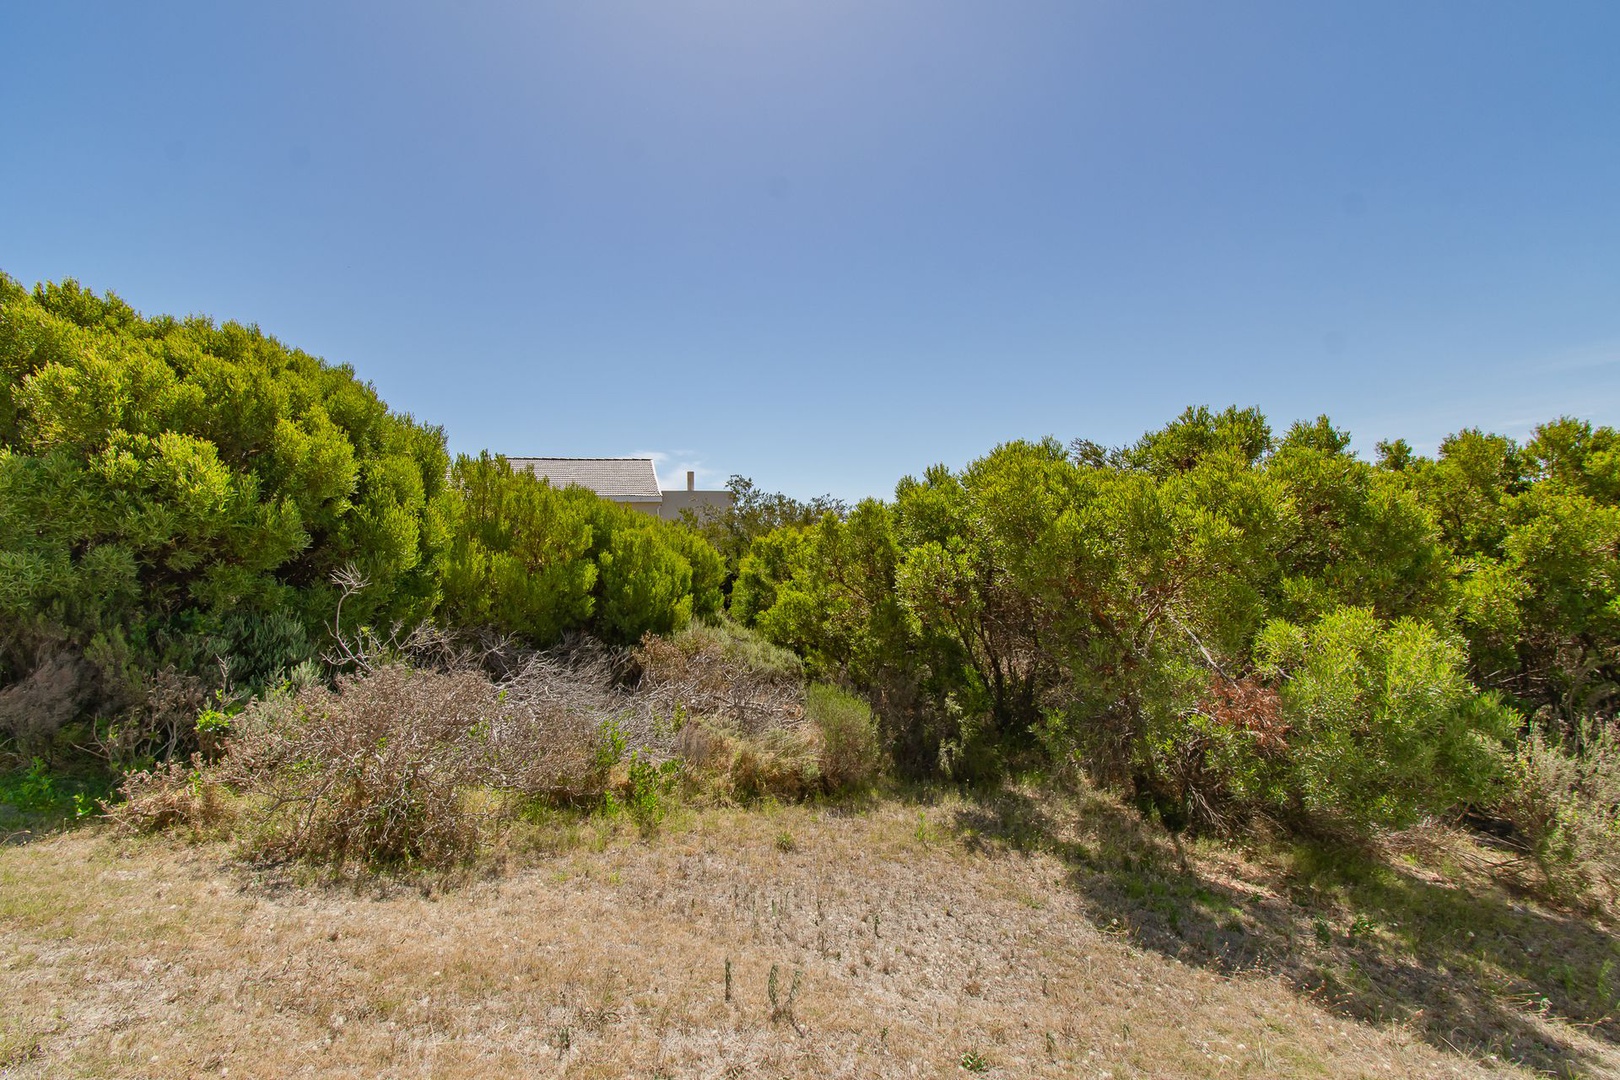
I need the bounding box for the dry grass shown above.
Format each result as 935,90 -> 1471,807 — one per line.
6,787 -> 1618,1078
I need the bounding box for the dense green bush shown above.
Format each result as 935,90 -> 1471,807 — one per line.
436,452 -> 724,648
0,277 -> 728,764
736,408 -> 1615,844
676,474 -> 845,594
806,683 -> 882,793
1252,607 -> 1512,829
0,275 -> 451,752
7,267 -> 1617,872
436,453 -> 598,644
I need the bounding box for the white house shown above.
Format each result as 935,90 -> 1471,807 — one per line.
508,457 -> 731,521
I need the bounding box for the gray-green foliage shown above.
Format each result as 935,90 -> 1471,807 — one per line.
1500,720 -> 1620,906
806,683 -> 882,793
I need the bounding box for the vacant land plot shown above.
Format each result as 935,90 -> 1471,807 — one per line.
1,793 -> 1615,1078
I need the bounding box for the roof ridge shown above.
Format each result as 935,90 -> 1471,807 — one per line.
507,456 -> 662,499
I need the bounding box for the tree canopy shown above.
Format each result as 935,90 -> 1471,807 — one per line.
0,276 -> 725,755
735,409 -> 1619,833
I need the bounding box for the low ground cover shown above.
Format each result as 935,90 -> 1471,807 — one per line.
3,786 -> 1618,1079
5,620 -> 1619,1077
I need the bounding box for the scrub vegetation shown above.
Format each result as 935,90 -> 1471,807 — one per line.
4,275 -> 1620,1077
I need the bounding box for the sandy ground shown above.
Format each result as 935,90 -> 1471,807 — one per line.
1,797 -> 1613,1079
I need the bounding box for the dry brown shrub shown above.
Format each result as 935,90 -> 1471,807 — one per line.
1142,676 -> 1294,835
219,660 -> 621,870
106,667 -> 211,767
484,653 -> 617,805
673,718 -> 731,771
634,624 -> 820,802
105,754 -> 231,838
634,623 -> 805,734
729,730 -> 821,803
0,649 -> 101,751
1200,677 -> 1288,753
672,722 -> 822,803
669,681 -> 877,803
223,666 -> 494,868
667,718 -> 829,803
111,622 -> 829,865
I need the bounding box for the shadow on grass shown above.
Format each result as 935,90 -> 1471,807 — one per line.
949,785 -> 1620,1078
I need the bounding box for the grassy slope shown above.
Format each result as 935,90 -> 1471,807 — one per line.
1,790 -> 1616,1079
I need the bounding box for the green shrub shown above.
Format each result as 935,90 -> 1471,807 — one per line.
1255,607 -> 1513,830
591,511 -> 695,643
615,751 -> 681,832
436,453 -> 598,644
0,758 -> 59,812
0,275 -> 451,739
807,683 -> 881,793
1499,721 -> 1620,908
436,453 -> 726,649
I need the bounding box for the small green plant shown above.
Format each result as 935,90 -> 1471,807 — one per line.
595,717 -> 629,773
623,752 -> 680,832
1,759 -> 59,813
195,709 -> 232,736
652,701 -> 688,739
195,706 -> 235,760
1313,916 -> 1334,948
774,829 -> 796,852
1598,959 -> 1619,1018
767,964 -> 803,1031
1348,914 -> 1376,939
960,1049 -> 990,1072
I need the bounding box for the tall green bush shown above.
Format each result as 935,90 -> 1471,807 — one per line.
0,275 -> 450,741
1254,607 -> 1512,829
435,452 -> 725,648
436,453 -> 597,644
739,408 -> 1559,839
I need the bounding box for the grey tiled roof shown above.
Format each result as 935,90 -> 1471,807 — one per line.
508,457 -> 662,500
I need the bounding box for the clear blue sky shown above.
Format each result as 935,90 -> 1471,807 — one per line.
4,2 -> 1617,501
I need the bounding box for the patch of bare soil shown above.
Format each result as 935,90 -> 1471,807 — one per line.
1,795 -> 1614,1078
